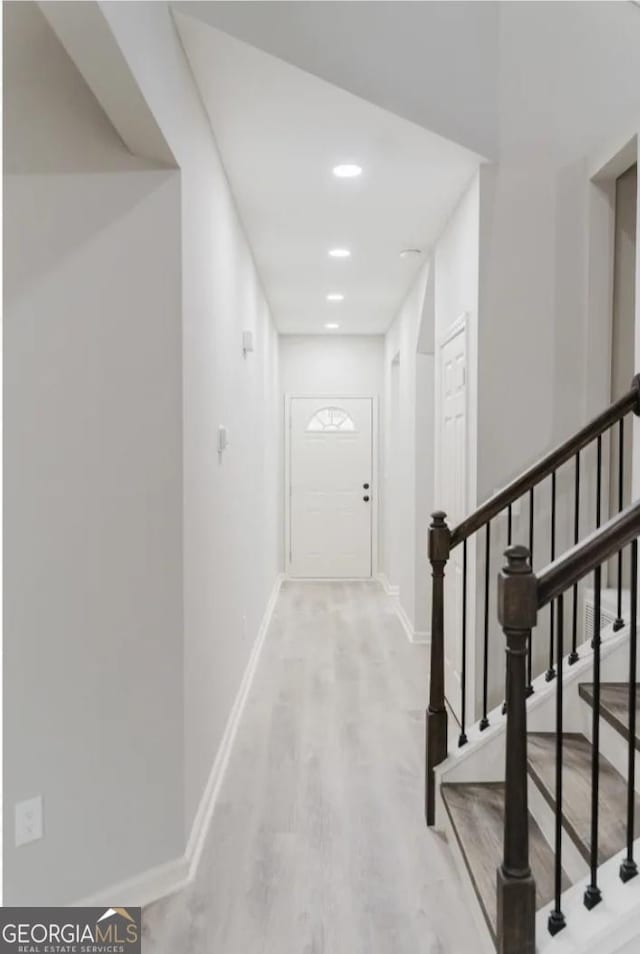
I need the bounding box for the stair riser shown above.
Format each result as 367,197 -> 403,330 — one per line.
536,838 -> 640,954
436,786 -> 496,954
579,699 -> 640,795
527,774 -> 589,883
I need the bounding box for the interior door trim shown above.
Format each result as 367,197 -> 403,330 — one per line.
284,394 -> 379,580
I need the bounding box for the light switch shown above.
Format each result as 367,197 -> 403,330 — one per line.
218,426 -> 229,453
15,795 -> 43,847
242,330 -> 254,354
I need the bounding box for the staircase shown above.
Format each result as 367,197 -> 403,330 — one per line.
426,376 -> 640,954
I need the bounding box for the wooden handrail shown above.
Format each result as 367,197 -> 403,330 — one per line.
425,374 -> 640,831
450,376 -> 640,550
537,499 -> 640,608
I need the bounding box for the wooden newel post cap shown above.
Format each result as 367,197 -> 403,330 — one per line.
498,545 -> 538,631
429,511 -> 450,563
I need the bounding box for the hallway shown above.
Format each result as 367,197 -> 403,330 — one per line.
143,582 -> 477,954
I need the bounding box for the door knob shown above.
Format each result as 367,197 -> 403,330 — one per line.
363,482 -> 370,489
363,495 -> 370,502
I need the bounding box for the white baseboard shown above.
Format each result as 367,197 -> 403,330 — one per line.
376,572 -> 400,597
394,597 -> 430,646
283,575 -> 374,582
74,856 -> 189,909
73,573 -> 285,910
185,572 -> 284,877
376,574 -> 429,644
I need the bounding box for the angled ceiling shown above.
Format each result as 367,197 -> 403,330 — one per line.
175,1 -> 640,165
174,1 -> 501,159
174,11 -> 482,334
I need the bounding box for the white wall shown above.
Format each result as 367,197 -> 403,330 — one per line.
434,174 -> 480,513
381,178 -> 480,643
4,3 -> 183,903
414,351 -> 435,636
473,5 -> 640,710
279,335 -> 383,397
5,0 -> 281,904
432,176 -> 481,714
382,264 -> 431,634
90,0 -> 281,850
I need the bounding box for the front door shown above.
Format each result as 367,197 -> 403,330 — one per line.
288,397 -> 373,578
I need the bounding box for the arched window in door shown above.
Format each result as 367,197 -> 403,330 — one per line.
306,406 -> 356,433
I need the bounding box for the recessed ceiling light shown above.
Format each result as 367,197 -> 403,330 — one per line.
400,248 -> 422,259
325,323 -> 340,330
329,248 -> 351,258
326,293 -> 344,302
333,163 -> 362,178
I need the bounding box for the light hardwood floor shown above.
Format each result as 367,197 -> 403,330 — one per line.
143,581 -> 477,953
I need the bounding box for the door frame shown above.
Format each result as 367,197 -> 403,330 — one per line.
435,314 -> 475,725
284,393 -> 379,580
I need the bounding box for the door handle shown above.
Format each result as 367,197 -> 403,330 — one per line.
363,495 -> 370,502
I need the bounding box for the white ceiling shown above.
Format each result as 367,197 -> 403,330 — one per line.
174,10 -> 482,335
175,1 -> 501,158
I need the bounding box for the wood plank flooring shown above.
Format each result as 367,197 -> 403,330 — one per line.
143,581 -> 478,954
527,732 -> 640,865
442,782 -> 566,940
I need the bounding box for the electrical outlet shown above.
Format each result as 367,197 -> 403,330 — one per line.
15,795 -> 43,847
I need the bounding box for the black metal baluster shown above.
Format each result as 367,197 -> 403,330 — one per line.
591,435 -> 602,649
459,539 -> 468,747
569,451 -> 580,665
480,522 -> 491,730
502,509 -> 513,717
596,434 -> 602,528
546,471 -> 557,681
548,593 -> 566,935
526,487 -> 535,696
614,418 -> 625,631
584,563 -> 603,910
620,538 -> 638,883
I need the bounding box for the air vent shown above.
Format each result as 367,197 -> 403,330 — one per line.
583,587 -> 629,643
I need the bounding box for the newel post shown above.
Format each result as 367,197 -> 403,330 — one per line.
426,510 -> 451,826
497,545 -> 538,954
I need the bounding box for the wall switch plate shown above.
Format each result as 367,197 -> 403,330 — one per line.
242,330 -> 254,354
217,426 -> 229,453
15,795 -> 43,847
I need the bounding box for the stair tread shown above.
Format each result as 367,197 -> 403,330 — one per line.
441,781 -> 565,941
579,682 -> 640,751
527,731 -> 640,865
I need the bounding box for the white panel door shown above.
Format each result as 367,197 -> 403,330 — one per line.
289,397 -> 373,578
439,328 -> 467,723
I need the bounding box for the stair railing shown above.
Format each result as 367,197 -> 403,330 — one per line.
426,375 -> 640,826
497,498 -> 640,953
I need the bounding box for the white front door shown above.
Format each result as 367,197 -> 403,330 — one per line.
438,326 -> 467,723
288,397 -> 373,578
